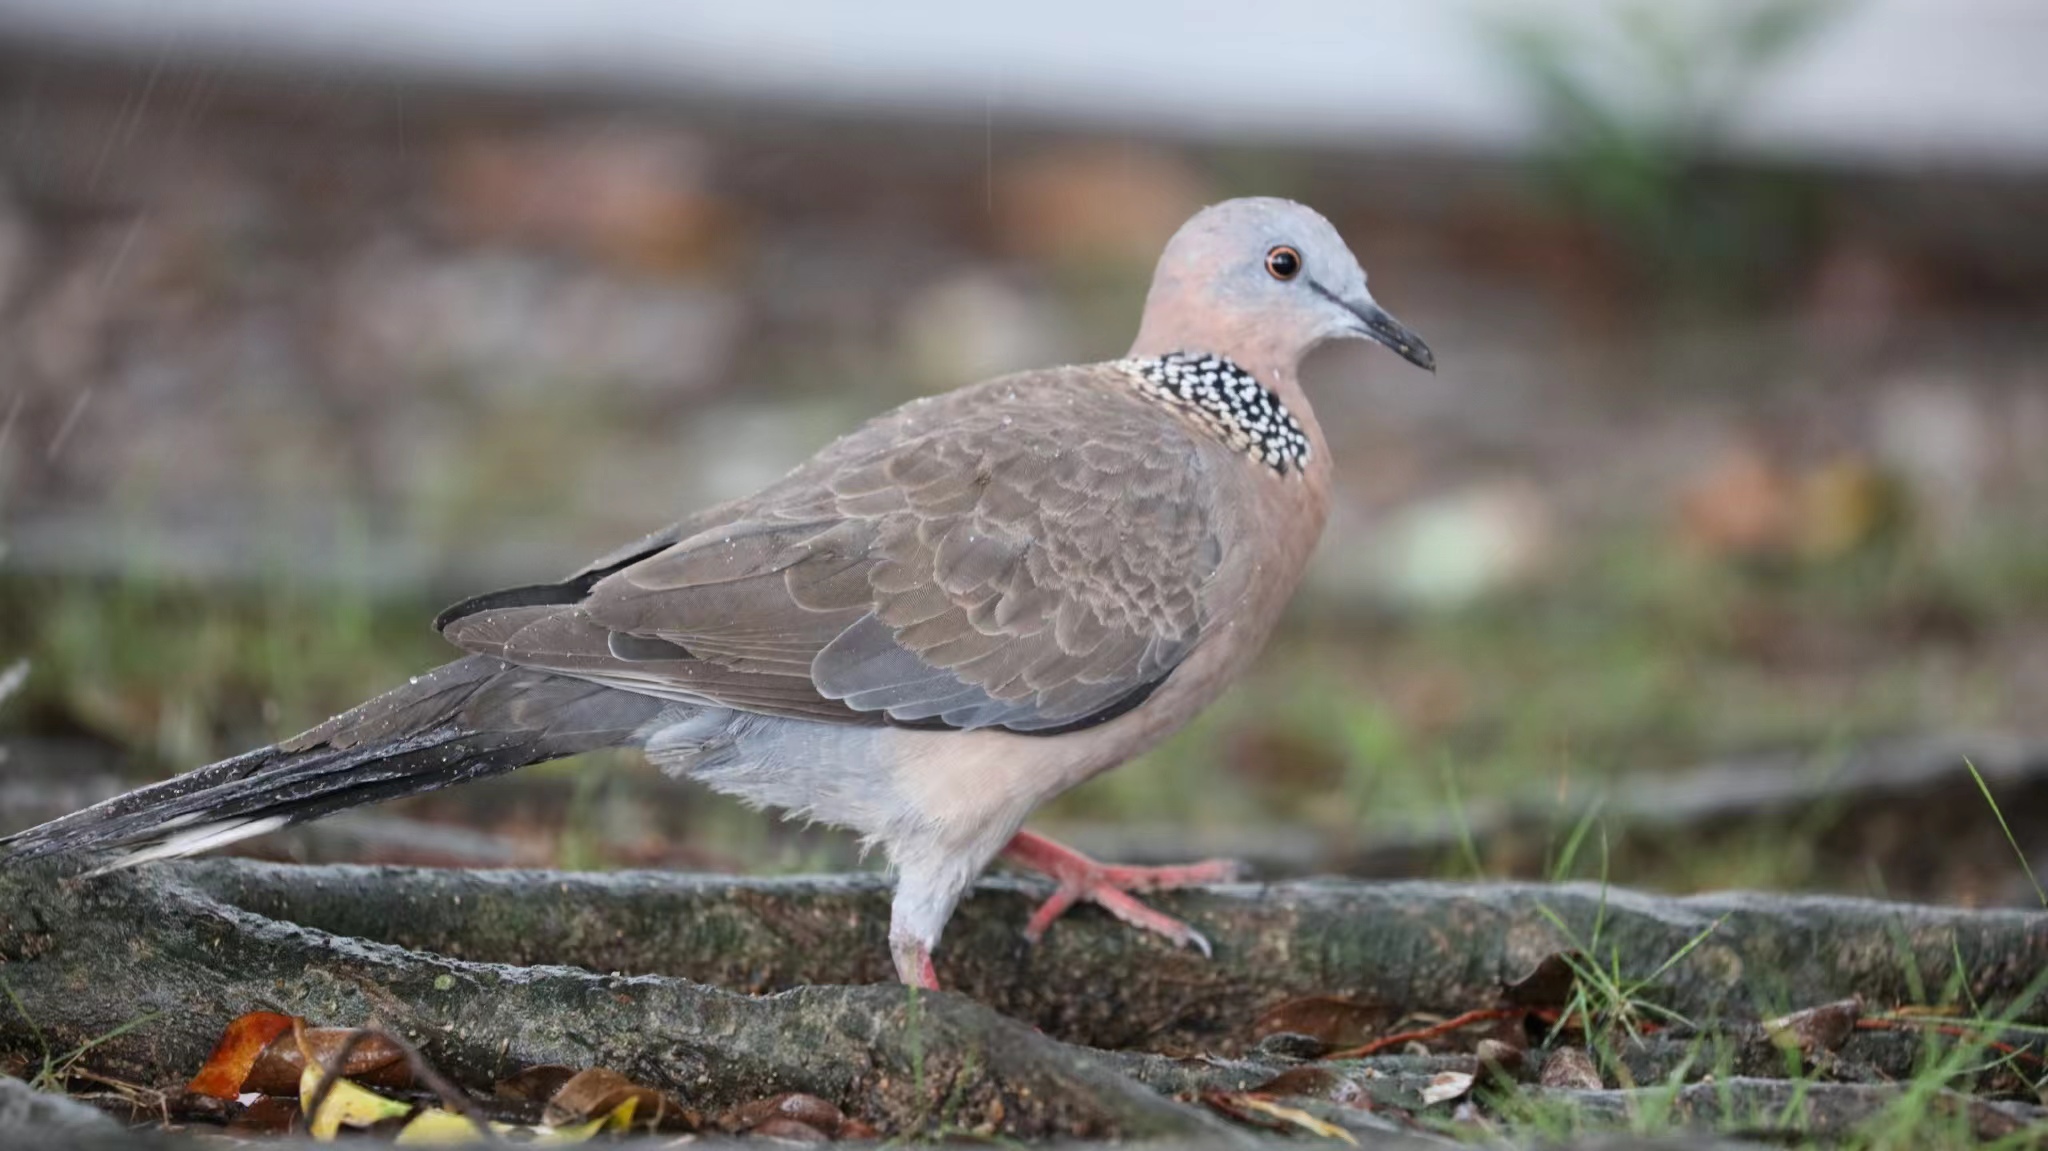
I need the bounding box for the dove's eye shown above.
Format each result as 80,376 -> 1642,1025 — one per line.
1265,246 -> 1302,281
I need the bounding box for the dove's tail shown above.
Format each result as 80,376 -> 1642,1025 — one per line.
0,656 -> 667,871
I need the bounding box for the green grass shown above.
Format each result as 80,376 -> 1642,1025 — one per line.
1964,757 -> 2046,908
1,976 -> 161,1096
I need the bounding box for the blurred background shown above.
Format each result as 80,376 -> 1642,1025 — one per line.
1,0 -> 2045,905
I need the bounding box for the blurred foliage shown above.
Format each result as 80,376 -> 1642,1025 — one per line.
1490,0 -> 1845,308
1053,518 -> 2048,834
17,503 -> 2033,827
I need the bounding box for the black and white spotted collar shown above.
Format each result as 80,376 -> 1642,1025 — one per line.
1117,352 -> 1310,475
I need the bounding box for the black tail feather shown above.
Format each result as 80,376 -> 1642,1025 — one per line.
1,656 -> 667,867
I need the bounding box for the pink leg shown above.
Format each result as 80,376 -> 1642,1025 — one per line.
1001,830 -> 1243,955
893,937 -> 941,990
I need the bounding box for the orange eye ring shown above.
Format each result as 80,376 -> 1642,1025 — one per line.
1265,246 -> 1303,281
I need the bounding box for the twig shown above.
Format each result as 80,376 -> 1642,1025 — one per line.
296,1020 -> 498,1142
1323,1008 -> 1526,1059
1854,1016 -> 2048,1070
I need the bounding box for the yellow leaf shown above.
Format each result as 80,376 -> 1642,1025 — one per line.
299,1064 -> 412,1139
1234,1096 -> 1358,1146
395,1108 -> 499,1145
601,1097 -> 639,1130
531,1095 -> 640,1144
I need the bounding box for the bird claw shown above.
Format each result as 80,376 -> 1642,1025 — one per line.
1003,831 -> 1238,958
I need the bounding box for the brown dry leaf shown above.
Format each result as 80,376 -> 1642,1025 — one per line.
1678,448 -> 1798,560
225,1094 -> 300,1137
495,1064 -> 580,1105
1475,1038 -> 1525,1082
1249,1067 -> 1368,1106
540,1097 -> 642,1143
1501,952 -> 1585,1009
246,1027 -> 411,1095
1226,1096 -> 1358,1145
723,1092 -> 845,1135
188,1011 -> 297,1099
1763,997 -> 1863,1057
1538,1046 -> 1603,1090
544,1067 -> 679,1130
750,1116 -> 833,1143
1250,997 -> 1399,1050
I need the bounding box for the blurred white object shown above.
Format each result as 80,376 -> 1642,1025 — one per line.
1316,479 -> 1552,610
0,0 -> 2043,168
899,272 -> 1069,388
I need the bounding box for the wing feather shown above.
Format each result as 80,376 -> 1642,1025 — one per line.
438,366 -> 1231,732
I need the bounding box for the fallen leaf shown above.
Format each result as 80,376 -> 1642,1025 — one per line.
750,1116 -> 832,1143
299,1063 -> 412,1139
1538,1046 -> 1603,1090
1249,1067 -> 1367,1106
1475,1038 -> 1525,1082
394,1108 -> 498,1145
838,1117 -> 881,1139
1420,1071 -> 1474,1106
188,1011 -> 296,1099
1763,997 -> 1862,1057
1501,952 -> 1585,1009
538,1097 -> 640,1144
1250,997 -> 1399,1050
495,1064 -> 580,1105
247,1027 -> 411,1095
224,1094 -> 300,1137
724,1092 -> 844,1135
1229,1096 -> 1358,1145
544,1067 -> 678,1129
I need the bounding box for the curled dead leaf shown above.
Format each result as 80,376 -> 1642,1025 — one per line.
724,1092 -> 845,1135
750,1116 -> 833,1143
225,1094 -> 301,1137
544,1067 -> 682,1130
248,1026 -> 411,1096
1476,1038 -> 1525,1084
1248,1067 -> 1368,1106
187,1011 -> 297,1099
495,1063 -> 580,1106
1502,952 -> 1585,1009
1763,997 -> 1862,1057
1250,997 -> 1399,1051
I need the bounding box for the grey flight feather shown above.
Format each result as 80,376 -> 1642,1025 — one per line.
439,364 -> 1229,734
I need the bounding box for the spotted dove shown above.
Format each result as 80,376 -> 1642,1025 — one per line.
2,197 -> 1435,987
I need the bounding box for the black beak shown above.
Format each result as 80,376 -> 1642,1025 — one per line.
1349,299 -> 1436,372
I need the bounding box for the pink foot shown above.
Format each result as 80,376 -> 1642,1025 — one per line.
1000,830 -> 1243,955
893,937 -> 941,990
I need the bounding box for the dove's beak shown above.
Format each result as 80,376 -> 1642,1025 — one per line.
1346,299 -> 1436,373
1309,280 -> 1437,372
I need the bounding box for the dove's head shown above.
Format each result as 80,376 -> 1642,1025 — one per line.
1130,197 -> 1434,377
